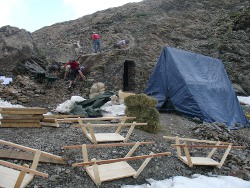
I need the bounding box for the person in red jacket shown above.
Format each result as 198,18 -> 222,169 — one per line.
92,32 -> 101,53
63,60 -> 79,80
67,60 -> 85,89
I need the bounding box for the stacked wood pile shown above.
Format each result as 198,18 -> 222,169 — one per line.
0,107 -> 46,127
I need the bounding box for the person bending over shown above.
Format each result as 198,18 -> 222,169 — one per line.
68,66 -> 85,89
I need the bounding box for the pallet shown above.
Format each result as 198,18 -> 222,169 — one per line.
164,136 -> 245,168
69,142 -> 171,186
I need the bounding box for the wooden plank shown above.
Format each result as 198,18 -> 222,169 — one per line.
30,150 -> 41,170
73,152 -> 171,166
1,114 -> 44,119
63,141 -> 155,149
14,164 -> 29,188
44,115 -> 84,118
41,118 -> 57,123
87,124 -> 97,144
124,125 -> 135,143
134,152 -> 153,178
73,123 -> 147,127
0,165 -> 34,188
171,144 -> 245,149
125,142 -> 140,158
180,156 -> 219,166
0,119 -> 40,123
87,133 -> 125,143
183,145 -> 193,167
0,160 -> 48,178
0,149 -> 67,164
0,122 -> 41,128
164,136 -> 231,144
40,122 -> 59,128
86,161 -> 136,183
91,158 -> 101,185
82,145 -> 89,164
218,145 -> 232,168
0,140 -> 65,161
0,111 -> 45,115
64,116 -> 136,121
0,107 -> 45,111
175,137 -> 181,157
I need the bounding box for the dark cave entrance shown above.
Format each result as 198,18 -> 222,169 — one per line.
123,60 -> 135,92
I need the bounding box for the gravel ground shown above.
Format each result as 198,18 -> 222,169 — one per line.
1,112 -> 249,188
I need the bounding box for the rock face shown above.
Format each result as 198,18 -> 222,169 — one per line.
0,0 -> 249,97
0,26 -> 47,77
31,0 -> 249,94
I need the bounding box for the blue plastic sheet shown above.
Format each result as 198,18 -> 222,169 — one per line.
145,47 -> 248,129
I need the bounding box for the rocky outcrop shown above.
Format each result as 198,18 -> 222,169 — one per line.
0,26 -> 49,77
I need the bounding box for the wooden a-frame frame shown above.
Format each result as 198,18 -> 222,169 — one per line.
70,142 -> 171,186
0,139 -> 65,188
164,136 -> 245,168
67,117 -> 146,144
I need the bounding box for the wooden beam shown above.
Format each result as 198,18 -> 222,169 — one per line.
171,144 -> 245,149
14,164 -> 29,188
0,119 -> 41,123
164,136 -> 231,144
63,141 -> 155,149
64,116 -> 136,121
44,115 -> 84,118
0,122 -> 41,127
0,140 -> 65,161
0,107 -> 46,111
134,152 -> 153,178
1,114 -> 44,119
0,149 -> 67,164
0,111 -> 45,115
73,123 -> 147,127
0,160 -> 48,178
40,122 -> 59,128
72,152 -> 171,166
218,145 -> 232,168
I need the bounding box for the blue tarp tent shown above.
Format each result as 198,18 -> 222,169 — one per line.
145,47 -> 248,129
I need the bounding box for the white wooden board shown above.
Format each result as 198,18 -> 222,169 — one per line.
0,165 -> 34,188
86,161 -> 136,182
87,133 -> 125,142
180,156 -> 219,166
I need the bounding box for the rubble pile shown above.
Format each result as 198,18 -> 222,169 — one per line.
0,75 -> 45,104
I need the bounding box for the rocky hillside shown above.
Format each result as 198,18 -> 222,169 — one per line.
0,0 -> 249,104
31,0 -> 250,92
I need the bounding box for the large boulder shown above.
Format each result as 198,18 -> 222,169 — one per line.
0,25 -> 47,76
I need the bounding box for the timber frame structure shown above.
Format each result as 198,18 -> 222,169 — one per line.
0,139 -> 65,188
164,136 -> 245,168
66,142 -> 171,186
65,116 -> 146,144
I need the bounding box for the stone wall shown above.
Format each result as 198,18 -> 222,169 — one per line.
79,50 -> 153,94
